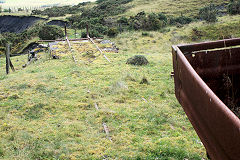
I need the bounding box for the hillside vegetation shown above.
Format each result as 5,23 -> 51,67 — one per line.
1,0 -> 240,159
125,0 -> 228,17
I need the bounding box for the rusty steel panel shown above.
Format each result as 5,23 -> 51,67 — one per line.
172,39 -> 240,160
178,38 -> 240,53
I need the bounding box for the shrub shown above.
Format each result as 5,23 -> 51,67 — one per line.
117,17 -> 129,24
81,30 -> 102,38
126,55 -> 149,66
129,12 -> 167,31
38,25 -> 64,40
199,4 -> 218,23
169,16 -> 193,25
107,27 -> 119,37
228,0 -> 240,15
31,9 -> 42,15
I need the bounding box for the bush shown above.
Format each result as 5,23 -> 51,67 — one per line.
81,30 -> 102,38
199,4 -> 218,23
107,27 -> 119,37
126,55 -> 149,66
129,12 -> 167,31
31,9 -> 42,15
38,25 -> 64,40
228,0 -> 240,15
117,17 -> 129,24
169,16 -> 193,25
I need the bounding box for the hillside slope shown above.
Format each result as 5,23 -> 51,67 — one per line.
125,0 -> 227,17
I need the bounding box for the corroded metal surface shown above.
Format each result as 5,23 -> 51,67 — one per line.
172,39 -> 240,160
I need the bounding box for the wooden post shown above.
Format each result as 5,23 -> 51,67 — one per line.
48,43 -> 51,59
5,44 -> 10,74
5,44 -> 15,74
64,23 -> 67,39
87,35 -> 111,63
86,24 -> 89,38
75,28 -> 77,39
9,58 -> 15,72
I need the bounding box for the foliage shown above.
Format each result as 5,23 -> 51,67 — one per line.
0,22 -> 44,54
31,9 -> 43,15
3,8 -> 10,13
126,55 -> 149,65
68,16 -> 108,38
31,2 -> 89,17
81,30 -> 102,38
227,0 -> 240,15
128,12 -> 167,31
117,17 -> 129,25
38,25 -> 64,40
169,15 -> 193,25
199,4 -> 218,23
107,27 -> 119,37
81,0 -> 133,18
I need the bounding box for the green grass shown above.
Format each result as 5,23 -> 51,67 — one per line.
123,0 -> 227,17
1,1 -> 240,159
0,26 -> 207,159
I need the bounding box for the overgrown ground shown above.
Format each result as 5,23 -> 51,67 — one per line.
1,7 -> 240,160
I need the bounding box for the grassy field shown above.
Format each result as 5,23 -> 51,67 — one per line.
0,24 -> 209,159
1,0 -> 240,159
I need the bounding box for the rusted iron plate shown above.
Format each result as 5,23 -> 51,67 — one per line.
172,39 -> 240,160
178,38 -> 240,53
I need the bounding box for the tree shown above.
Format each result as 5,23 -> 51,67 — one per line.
38,25 -> 64,40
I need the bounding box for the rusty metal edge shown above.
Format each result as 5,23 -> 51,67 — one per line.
172,45 -> 240,160
177,38 -> 240,53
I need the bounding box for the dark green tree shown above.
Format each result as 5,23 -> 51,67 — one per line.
38,25 -> 64,40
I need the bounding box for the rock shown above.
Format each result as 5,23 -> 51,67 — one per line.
126,55 -> 149,66
100,40 -> 112,44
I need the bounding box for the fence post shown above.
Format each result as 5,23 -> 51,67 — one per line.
75,28 -> 77,39
86,24 -> 89,37
5,44 -> 15,74
5,44 -> 10,74
48,43 -> 51,59
65,23 -> 67,39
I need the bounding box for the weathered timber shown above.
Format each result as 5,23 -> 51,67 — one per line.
5,44 -> 15,74
87,35 -> 111,63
